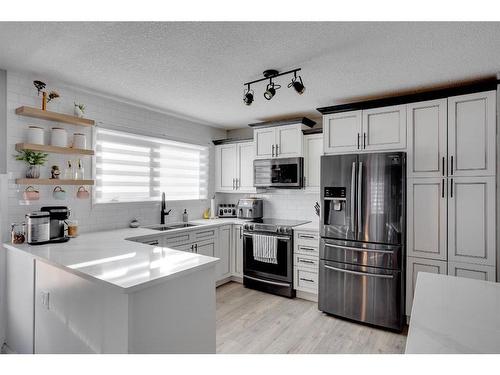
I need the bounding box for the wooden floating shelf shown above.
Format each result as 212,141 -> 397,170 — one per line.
15,179 -> 95,186
15,106 -> 95,127
16,143 -> 95,156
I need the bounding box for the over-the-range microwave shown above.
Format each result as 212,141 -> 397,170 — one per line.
253,157 -> 304,189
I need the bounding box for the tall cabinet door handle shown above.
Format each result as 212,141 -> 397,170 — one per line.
450,178 -> 453,198
276,144 -> 279,156
357,161 -> 363,233
271,144 -> 275,157
450,156 -> 454,175
363,133 -> 367,149
232,178 -> 235,190
442,157 -> 445,176
441,179 -> 445,198
357,133 -> 360,149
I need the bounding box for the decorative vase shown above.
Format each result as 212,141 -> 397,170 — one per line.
26,165 -> 40,179
42,92 -> 47,111
74,106 -> 84,118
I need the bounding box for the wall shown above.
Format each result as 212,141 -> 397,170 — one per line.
5,71 -> 226,235
0,70 -> 7,347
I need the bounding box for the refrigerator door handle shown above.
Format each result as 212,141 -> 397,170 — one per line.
324,264 -> 394,279
324,243 -> 394,254
350,161 -> 356,232
357,161 -> 363,234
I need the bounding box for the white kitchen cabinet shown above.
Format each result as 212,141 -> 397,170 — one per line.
194,239 -> 215,257
362,105 -> 407,151
448,262 -> 496,282
447,176 -> 496,266
303,133 -> 322,191
215,225 -> 232,280
323,111 -> 362,154
254,124 -> 303,159
407,99 -> 447,178
215,144 -> 237,191
447,91 -> 496,177
293,229 -> 319,301
232,224 -> 243,278
406,257 -> 447,315
407,178 -> 447,261
215,141 -> 256,193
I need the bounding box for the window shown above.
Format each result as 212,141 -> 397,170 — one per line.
95,128 -> 209,203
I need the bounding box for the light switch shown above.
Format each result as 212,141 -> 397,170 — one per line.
40,291 -> 50,310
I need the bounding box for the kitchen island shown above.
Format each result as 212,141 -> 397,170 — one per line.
405,272 -> 500,354
3,226 -> 219,354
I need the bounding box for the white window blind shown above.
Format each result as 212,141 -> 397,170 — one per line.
95,128 -> 209,203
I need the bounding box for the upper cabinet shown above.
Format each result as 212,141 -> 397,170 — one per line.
254,128 -> 275,159
323,105 -> 406,154
303,133 -> 323,191
215,141 -> 256,193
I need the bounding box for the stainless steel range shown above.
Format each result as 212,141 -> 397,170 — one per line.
243,218 -> 309,298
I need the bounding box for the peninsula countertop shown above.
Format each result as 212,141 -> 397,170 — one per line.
405,272 -> 500,354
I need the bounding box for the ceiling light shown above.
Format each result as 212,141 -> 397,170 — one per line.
243,85 -> 254,105
288,72 -> 305,95
264,80 -> 279,101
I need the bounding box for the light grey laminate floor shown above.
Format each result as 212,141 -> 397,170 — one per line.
216,282 -> 407,354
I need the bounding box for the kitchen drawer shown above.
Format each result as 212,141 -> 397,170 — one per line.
295,231 -> 319,246
164,232 -> 191,245
192,228 -> 216,241
295,243 -> 319,257
294,268 -> 318,294
294,254 -> 319,270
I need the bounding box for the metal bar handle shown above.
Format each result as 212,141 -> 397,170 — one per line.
276,144 -> 279,156
298,234 -> 315,239
363,133 -> 367,149
450,156 -> 454,175
244,275 -> 290,287
450,178 -> 453,198
351,161 -> 356,232
442,178 -> 445,198
298,259 -> 315,265
239,226 -> 242,239
357,161 -> 363,233
357,133 -> 360,149
299,278 -> 315,283
271,144 -> 275,157
324,242 -> 395,254
442,157 -> 445,176
324,264 -> 394,279
243,233 -> 291,241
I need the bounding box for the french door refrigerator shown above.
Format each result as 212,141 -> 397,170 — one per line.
319,152 -> 406,331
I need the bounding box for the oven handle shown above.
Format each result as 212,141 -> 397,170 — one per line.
244,275 -> 291,287
243,233 -> 291,241
324,242 -> 395,254
324,264 -> 394,279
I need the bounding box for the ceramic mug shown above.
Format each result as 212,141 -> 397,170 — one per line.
76,186 -> 90,199
23,186 -> 40,201
53,186 -> 66,200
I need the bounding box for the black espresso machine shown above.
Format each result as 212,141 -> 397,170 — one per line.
41,206 -> 71,243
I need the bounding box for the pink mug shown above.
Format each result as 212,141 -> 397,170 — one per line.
23,186 -> 40,201
76,186 -> 90,199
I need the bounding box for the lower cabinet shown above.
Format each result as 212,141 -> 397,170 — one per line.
232,224 -> 243,278
448,261 -> 496,282
293,229 -> 320,300
406,256 -> 447,315
215,225 -> 232,280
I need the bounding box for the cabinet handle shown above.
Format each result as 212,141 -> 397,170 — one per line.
146,240 -> 159,246
363,133 -> 367,149
441,178 -> 445,198
450,156 -> 454,175
272,144 -> 275,157
195,244 -> 198,253
299,235 -> 315,239
450,178 -> 453,198
235,178 -> 239,190
299,277 -> 315,283
276,144 -> 279,156
357,133 -> 360,149
300,247 -> 316,251
442,157 -> 445,176
299,259 -> 315,264
191,244 -> 194,251
239,226 -> 242,239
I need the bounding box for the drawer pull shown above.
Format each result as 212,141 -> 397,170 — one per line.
299,259 -> 315,264
197,230 -> 214,237
299,235 -> 316,239
299,277 -> 315,283
300,247 -> 317,251
145,240 -> 159,245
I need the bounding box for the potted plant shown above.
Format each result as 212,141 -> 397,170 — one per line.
74,103 -> 86,118
15,150 -> 49,178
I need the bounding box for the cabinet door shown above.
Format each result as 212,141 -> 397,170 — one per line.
406,257 -> 447,315
232,225 -> 243,278
448,176 -> 496,266
215,144 -> 237,191
362,104 -> 407,151
407,178 -> 447,261
254,128 -> 275,159
169,242 -> 194,252
195,239 -> 215,257
448,261 -> 496,282
215,226 -> 232,280
323,111 -> 362,154
275,124 -> 303,158
448,91 -> 496,177
303,133 -> 323,191
407,99 -> 447,178
236,141 -> 256,193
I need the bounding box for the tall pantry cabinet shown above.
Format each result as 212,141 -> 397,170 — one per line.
406,90 -> 497,314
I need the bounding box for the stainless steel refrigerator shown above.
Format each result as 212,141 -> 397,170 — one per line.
319,152 -> 406,331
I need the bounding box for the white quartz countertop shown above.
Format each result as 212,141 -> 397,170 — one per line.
405,272 -> 500,354
3,224 -> 223,294
294,220 -> 319,231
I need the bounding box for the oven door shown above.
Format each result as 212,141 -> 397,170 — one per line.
243,232 -> 293,282
254,157 -> 304,188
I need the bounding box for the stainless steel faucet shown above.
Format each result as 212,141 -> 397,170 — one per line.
160,192 -> 172,224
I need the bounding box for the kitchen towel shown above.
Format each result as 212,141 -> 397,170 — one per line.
253,234 -> 278,264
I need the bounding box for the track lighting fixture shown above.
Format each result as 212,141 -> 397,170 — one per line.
242,68 -> 304,105
243,85 -> 254,106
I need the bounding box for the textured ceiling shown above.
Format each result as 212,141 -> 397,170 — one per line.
0,22 -> 499,129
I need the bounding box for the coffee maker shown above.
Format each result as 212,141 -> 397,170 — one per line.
41,206 -> 71,243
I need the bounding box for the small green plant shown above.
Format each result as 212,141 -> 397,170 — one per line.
15,150 -> 49,166
74,102 -> 86,112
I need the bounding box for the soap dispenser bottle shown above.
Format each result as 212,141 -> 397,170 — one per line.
182,209 -> 188,223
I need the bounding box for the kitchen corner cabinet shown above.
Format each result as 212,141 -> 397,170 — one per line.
303,133 -> 322,191
254,124 -> 303,159
216,225 -> 232,280
215,141 -> 256,193
232,224 -> 243,278
323,105 -> 406,154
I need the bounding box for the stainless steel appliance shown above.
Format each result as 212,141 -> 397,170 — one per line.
218,204 -> 237,218
237,198 -> 263,219
41,206 -> 71,243
254,157 -> 304,188
319,152 -> 406,331
243,218 -> 309,298
25,211 -> 50,244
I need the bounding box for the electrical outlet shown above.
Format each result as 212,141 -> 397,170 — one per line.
40,291 -> 50,310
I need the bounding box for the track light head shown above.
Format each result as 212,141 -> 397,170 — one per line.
264,80 -> 280,101
288,74 -> 305,95
243,86 -> 254,105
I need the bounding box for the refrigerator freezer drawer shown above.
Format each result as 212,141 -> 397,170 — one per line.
318,260 -> 404,331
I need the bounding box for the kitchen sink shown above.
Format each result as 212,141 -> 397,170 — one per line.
146,223 -> 198,231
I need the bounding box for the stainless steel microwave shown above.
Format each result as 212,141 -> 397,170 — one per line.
254,157 -> 304,188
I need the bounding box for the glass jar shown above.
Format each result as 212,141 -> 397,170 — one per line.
67,220 -> 79,238
11,223 -> 25,244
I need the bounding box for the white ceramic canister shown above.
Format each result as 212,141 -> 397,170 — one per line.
51,127 -> 68,147
72,133 -> 86,149
27,126 -> 45,145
